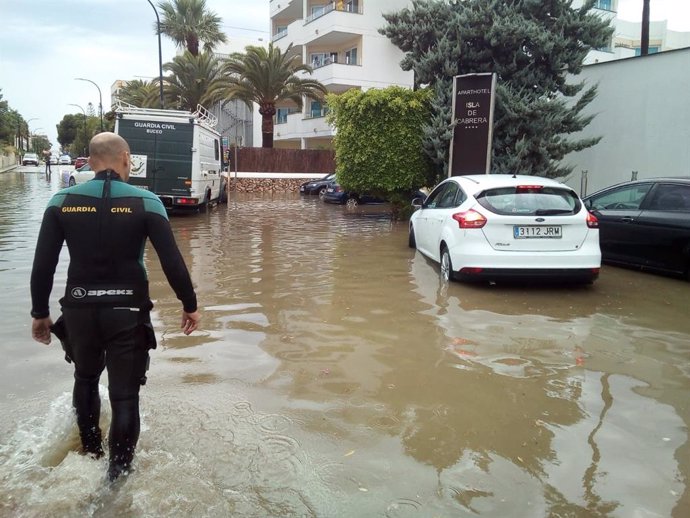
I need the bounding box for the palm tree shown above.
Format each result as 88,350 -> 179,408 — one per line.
118,79 -> 161,108
162,51 -> 228,111
157,0 -> 227,56
221,43 -> 328,148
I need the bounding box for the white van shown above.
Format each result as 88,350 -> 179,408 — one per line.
114,101 -> 225,211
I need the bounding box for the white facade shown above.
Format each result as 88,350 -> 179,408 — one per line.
573,0 -> 690,64
269,0 -> 414,149
562,47 -> 690,196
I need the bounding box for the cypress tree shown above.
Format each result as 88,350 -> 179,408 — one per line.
381,0 -> 613,178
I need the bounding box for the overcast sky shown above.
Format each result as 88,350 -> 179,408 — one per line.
0,0 -> 687,149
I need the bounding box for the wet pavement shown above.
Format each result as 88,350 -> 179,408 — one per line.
1,168 -> 689,517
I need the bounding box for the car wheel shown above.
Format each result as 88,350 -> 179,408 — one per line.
318,187 -> 328,200
69,177 -> 76,187
408,224 -> 416,249
440,246 -> 455,282
345,197 -> 359,208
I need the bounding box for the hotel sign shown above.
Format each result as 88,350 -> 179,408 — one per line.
449,73 -> 497,176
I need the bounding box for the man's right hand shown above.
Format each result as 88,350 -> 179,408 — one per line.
181,311 -> 201,335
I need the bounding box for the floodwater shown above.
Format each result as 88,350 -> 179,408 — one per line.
1,168 -> 689,518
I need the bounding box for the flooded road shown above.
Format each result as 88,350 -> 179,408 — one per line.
1,168 -> 689,517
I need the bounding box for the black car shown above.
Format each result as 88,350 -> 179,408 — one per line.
322,181 -> 387,207
583,177 -> 690,279
299,173 -> 336,198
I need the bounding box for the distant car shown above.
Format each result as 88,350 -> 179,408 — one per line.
299,173 -> 336,198
322,182 -> 387,207
64,163 -> 95,186
583,177 -> 690,279
409,174 -> 601,283
22,153 -> 40,166
58,154 -> 72,165
49,156 -> 58,165
74,157 -> 88,169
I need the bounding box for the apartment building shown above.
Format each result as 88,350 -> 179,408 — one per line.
269,0 -> 413,149
577,0 -> 690,64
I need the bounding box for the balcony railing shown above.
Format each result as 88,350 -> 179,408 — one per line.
305,2 -> 363,24
273,29 -> 288,41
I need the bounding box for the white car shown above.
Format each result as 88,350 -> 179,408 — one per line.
409,174 -> 601,283
58,154 -> 72,165
63,163 -> 95,186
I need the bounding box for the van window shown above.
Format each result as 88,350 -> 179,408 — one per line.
214,139 -> 220,161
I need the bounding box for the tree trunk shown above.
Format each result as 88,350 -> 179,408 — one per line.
641,0 -> 650,56
259,103 -> 276,148
186,34 -> 200,56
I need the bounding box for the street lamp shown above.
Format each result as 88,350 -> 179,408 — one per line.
75,77 -> 104,131
69,103 -> 88,155
146,0 -> 165,108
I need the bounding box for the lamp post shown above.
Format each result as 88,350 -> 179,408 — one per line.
24,118 -> 38,151
69,103 -> 88,155
146,0 -> 165,108
75,77 -> 103,131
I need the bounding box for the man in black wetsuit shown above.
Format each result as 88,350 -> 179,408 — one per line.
30,132 -> 201,481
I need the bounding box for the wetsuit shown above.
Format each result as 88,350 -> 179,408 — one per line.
30,170 -> 197,480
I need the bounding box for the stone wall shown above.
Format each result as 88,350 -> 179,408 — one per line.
228,177 -> 308,193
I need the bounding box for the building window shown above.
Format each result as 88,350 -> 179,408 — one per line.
310,52 -> 336,68
634,46 -> 660,56
276,108 -> 289,124
309,101 -> 328,118
594,0 -> 612,10
345,47 -> 358,65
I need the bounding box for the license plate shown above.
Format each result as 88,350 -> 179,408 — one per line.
513,225 -> 562,238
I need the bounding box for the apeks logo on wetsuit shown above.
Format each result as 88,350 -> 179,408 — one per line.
65,283 -> 147,306
71,287 -> 134,298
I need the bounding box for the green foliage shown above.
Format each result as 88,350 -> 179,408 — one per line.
326,87 -> 436,207
163,51 -> 227,110
221,43 -> 328,147
118,79 -> 165,108
0,90 -> 24,148
381,0 -> 613,178
56,114 -> 80,149
157,0 -> 227,56
31,135 -> 51,154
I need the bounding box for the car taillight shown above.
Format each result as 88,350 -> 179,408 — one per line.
175,197 -> 198,205
460,267 -> 483,275
516,185 -> 544,193
452,209 -> 487,228
335,186 -> 343,192
586,211 -> 599,228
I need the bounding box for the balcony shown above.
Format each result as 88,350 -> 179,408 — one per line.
305,1 -> 363,24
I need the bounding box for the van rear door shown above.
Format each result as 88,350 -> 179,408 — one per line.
117,119 -> 193,195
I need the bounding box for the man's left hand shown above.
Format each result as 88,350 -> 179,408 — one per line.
32,317 -> 53,345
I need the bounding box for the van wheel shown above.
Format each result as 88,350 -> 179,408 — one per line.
199,190 -> 211,213
408,224 -> 416,249
219,181 -> 228,203
69,177 -> 76,187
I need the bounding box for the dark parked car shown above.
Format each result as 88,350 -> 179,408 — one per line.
322,182 -> 387,207
323,182 -> 427,208
583,177 -> 690,279
299,173 -> 336,198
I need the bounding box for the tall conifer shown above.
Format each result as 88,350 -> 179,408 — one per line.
381,0 -> 613,177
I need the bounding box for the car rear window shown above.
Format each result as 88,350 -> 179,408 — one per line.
476,186 -> 581,216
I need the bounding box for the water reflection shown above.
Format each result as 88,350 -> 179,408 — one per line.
0,175 -> 688,517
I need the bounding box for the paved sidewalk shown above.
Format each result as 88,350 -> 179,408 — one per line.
0,164 -> 18,174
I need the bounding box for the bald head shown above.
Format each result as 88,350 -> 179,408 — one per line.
88,132 -> 131,180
